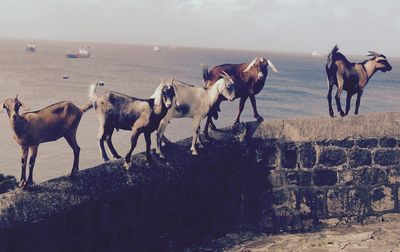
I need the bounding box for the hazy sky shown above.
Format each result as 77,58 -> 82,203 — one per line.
1,0 -> 399,56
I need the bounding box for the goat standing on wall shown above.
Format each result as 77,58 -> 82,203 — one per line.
202,57 -> 278,138
1,96 -> 92,189
326,45 -> 392,117
156,72 -> 235,157
87,81 -> 175,169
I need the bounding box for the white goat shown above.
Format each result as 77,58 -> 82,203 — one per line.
155,72 -> 235,157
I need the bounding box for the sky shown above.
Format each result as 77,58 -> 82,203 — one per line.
0,0 -> 399,56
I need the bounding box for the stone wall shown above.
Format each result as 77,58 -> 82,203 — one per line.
1,112 -> 400,251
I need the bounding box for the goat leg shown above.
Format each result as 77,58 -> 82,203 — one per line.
124,131 -> 139,170
345,92 -> 353,115
335,93 -> 345,117
249,94 -> 263,122
106,133 -> 121,159
65,133 -> 81,177
327,84 -> 334,117
355,90 -> 363,115
25,145 -> 38,188
196,126 -> 204,148
234,96 -> 248,124
19,147 -> 28,188
144,132 -> 153,165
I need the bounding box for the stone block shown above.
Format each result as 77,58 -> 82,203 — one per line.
319,148 -> 346,166
379,137 -> 397,148
327,188 -> 347,216
286,171 -> 312,186
314,169 -> 337,186
338,168 -> 353,185
371,186 -> 395,212
268,170 -> 286,187
349,149 -> 371,167
296,188 -> 326,217
388,167 -> 400,184
352,167 -> 387,185
347,188 -> 370,217
375,149 -> 400,166
272,189 -> 296,208
300,143 -> 316,168
356,138 -> 378,148
279,143 -> 298,169
330,139 -> 355,148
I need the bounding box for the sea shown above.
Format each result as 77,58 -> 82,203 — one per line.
0,39 -> 399,182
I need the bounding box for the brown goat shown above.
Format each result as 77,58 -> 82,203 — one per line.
202,57 -> 278,137
326,45 -> 392,116
1,96 -> 92,189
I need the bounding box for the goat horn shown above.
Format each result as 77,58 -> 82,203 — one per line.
367,51 -> 385,58
15,94 -> 18,99
267,59 -> 279,73
243,57 -> 258,72
221,70 -> 229,77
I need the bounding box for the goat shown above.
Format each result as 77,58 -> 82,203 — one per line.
202,57 -> 278,137
155,71 -> 235,158
87,81 -> 175,169
326,45 -> 392,117
0,95 -> 91,189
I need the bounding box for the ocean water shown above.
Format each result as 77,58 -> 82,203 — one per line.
0,39 -> 399,181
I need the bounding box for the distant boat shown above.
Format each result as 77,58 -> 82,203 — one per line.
311,51 -> 323,57
153,46 -> 161,53
26,41 -> 36,52
66,46 -> 91,58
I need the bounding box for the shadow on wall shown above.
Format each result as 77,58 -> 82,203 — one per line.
0,174 -> 16,193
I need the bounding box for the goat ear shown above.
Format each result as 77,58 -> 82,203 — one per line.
0,103 -> 3,113
267,59 -> 279,73
243,57 -> 257,72
150,82 -> 163,105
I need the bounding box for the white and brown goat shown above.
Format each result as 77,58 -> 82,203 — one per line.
326,45 -> 392,117
1,96 -> 91,189
87,81 -> 175,169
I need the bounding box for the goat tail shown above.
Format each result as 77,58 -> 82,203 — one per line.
80,101 -> 93,113
88,80 -> 104,102
200,63 -> 210,86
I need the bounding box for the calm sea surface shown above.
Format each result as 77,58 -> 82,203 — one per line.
0,39 -> 399,181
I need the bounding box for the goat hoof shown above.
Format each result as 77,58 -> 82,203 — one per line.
158,153 -> 166,159
233,120 -> 240,125
329,112 -> 334,117
209,124 -> 217,131
256,116 -> 264,122
191,152 -> 198,156
18,179 -> 26,188
339,112 -> 345,117
123,162 -> 131,171
21,181 -> 31,190
114,155 -> 122,159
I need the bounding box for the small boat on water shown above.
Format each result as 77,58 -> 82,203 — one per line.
26,41 -> 36,52
311,51 -> 323,57
153,46 -> 161,53
66,46 -> 91,58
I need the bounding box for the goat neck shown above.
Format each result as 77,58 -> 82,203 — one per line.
363,59 -> 379,80
206,79 -> 224,107
9,111 -> 26,138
